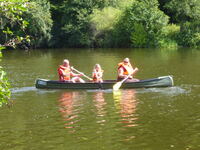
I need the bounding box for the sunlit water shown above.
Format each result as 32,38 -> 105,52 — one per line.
0,48 -> 200,150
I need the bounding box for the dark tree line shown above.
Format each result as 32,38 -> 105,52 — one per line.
1,0 -> 200,49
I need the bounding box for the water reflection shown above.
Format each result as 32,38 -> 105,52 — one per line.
113,89 -> 138,127
58,92 -> 79,130
93,92 -> 107,125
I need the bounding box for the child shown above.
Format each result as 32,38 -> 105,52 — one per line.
92,64 -> 103,83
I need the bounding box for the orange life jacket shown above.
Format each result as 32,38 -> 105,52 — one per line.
93,70 -> 103,81
118,62 -> 134,75
58,65 -> 71,81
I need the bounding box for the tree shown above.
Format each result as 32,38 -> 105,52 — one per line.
89,7 -> 121,47
158,0 -> 200,23
0,0 -> 30,48
49,0 -> 131,48
23,0 -> 53,48
113,0 -> 169,47
178,21 -> 200,47
0,0 -> 29,106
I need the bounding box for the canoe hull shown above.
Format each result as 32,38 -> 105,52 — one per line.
35,76 -> 174,89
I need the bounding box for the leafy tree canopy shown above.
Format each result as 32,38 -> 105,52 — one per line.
114,0 -> 169,47
0,0 -> 29,106
158,0 -> 200,23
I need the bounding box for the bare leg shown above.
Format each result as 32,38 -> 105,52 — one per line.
126,78 -> 139,82
71,77 -> 85,83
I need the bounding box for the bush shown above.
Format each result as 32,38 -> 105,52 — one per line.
178,21 -> 200,47
90,7 -> 121,31
158,24 -> 180,48
113,0 -> 169,48
0,65 -> 11,107
130,23 -> 147,48
90,7 -> 121,47
0,0 -> 29,106
0,47 -> 11,106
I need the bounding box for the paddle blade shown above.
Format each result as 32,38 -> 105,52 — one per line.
113,82 -> 122,91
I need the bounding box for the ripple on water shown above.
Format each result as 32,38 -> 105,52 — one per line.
11,87 -> 37,93
87,86 -> 191,97
86,89 -> 113,93
135,86 -> 189,97
11,86 -> 59,95
11,85 -> 193,98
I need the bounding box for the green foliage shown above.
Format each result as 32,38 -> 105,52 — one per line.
91,7 -> 121,31
98,0 -> 135,8
117,0 -> 135,9
0,0 -> 29,48
158,24 -> 180,48
0,0 -> 52,49
0,64 -> 11,107
95,0 -> 120,8
178,21 -> 200,47
0,0 -> 29,106
162,0 -> 200,23
0,46 -> 10,107
50,0 -> 135,48
158,38 -> 178,48
90,7 -> 121,47
113,0 -> 169,47
131,23 -> 147,48
23,0 -> 53,48
2,0 -> 200,49
52,0 -> 96,47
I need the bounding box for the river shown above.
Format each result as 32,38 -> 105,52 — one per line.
0,48 -> 200,150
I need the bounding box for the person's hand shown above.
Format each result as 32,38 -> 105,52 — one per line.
134,67 -> 139,72
79,73 -> 84,76
129,75 -> 133,79
125,75 -> 132,78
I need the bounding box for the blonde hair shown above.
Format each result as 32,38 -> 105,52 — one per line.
94,64 -> 102,70
123,58 -> 129,63
63,59 -> 69,64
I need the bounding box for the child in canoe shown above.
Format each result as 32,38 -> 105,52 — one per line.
92,64 -> 103,83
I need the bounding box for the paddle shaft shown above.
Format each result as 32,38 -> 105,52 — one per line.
120,74 -> 132,83
71,66 -> 92,80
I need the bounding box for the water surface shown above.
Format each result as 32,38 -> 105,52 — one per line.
1,48 -> 200,150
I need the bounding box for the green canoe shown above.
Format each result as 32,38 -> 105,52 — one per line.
35,75 -> 174,89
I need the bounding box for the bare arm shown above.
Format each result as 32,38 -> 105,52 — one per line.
118,68 -> 129,78
59,68 -> 66,76
132,67 -> 139,76
71,71 -> 83,77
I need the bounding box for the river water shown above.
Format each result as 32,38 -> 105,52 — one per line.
0,48 -> 200,150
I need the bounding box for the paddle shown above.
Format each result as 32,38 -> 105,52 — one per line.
113,74 -> 132,91
71,66 -> 92,80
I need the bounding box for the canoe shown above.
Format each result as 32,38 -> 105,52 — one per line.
35,75 -> 174,89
